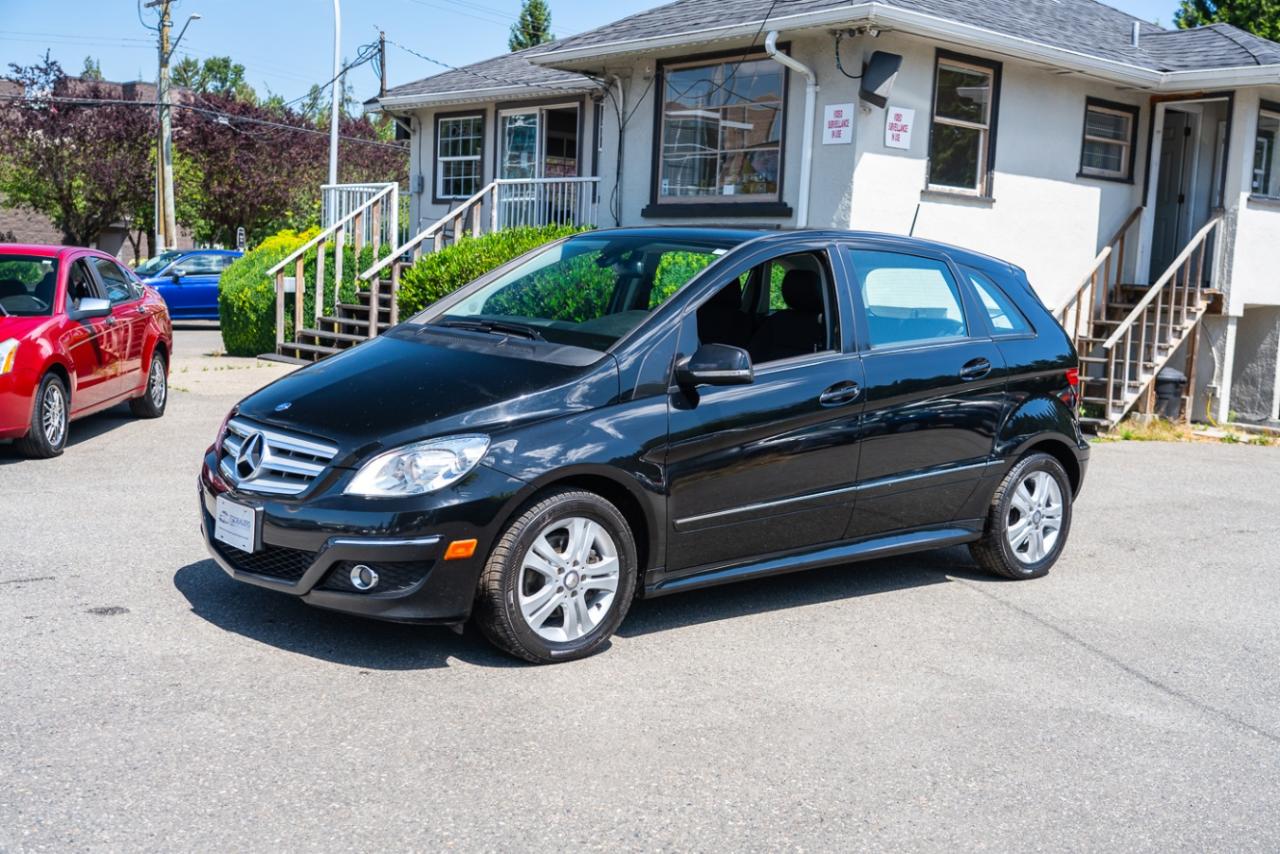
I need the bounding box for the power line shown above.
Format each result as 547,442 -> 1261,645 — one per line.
382,36 -> 595,94
0,93 -> 409,150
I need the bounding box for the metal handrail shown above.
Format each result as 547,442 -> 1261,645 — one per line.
1102,216 -> 1220,351
267,183 -> 398,277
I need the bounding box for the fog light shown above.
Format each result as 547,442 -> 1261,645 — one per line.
350,564 -> 379,591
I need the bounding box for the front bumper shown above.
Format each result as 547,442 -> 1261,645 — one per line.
0,372 -> 35,440
198,447 -> 528,624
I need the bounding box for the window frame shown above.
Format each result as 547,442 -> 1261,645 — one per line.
645,46 -> 793,219
433,111 -> 485,203
1078,97 -> 1140,184
926,49 -> 1002,198
1252,100 -> 1280,201
93,257 -> 139,306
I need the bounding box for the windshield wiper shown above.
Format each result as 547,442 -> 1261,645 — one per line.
0,302 -> 8,317
433,318 -> 545,341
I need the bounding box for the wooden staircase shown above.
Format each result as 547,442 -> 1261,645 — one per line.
1057,208 -> 1224,430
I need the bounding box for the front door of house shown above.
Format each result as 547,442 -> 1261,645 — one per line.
498,105 -> 579,227
1150,109 -> 1194,280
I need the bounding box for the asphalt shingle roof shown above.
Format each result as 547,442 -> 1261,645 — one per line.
531,0 -> 1280,74
377,41 -> 599,103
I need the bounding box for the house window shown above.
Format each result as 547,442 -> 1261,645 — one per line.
1254,102 -> 1280,198
655,53 -> 785,205
928,52 -> 1000,195
1080,98 -> 1139,181
435,114 -> 483,200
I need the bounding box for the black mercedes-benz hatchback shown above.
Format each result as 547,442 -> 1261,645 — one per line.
200,227 -> 1088,663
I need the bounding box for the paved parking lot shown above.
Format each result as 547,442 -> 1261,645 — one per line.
2,328 -> 1279,851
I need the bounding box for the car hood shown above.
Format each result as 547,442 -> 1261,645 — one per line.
235,328 -> 619,465
0,315 -> 57,341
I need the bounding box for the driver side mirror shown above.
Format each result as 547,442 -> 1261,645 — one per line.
675,343 -> 754,388
170,267 -> 187,281
70,297 -> 111,320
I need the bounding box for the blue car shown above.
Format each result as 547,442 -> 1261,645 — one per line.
136,249 -> 242,320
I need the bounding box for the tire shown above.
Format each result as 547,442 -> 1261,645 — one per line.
475,488 -> 638,664
15,373 -> 69,459
129,350 -> 168,419
970,452 -> 1073,580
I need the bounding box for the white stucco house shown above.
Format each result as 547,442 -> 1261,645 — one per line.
362,0 -> 1280,427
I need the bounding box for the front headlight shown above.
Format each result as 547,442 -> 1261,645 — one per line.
0,339 -> 18,375
345,434 -> 490,497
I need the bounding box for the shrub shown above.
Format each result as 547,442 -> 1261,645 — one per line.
219,226 -> 388,356
397,224 -> 588,316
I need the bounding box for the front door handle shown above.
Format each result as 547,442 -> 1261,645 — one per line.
819,381 -> 861,407
960,357 -> 992,381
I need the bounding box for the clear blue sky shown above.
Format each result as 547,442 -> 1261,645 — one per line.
1,0 -> 1181,107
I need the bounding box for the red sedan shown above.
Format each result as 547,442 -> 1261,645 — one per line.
0,245 -> 173,457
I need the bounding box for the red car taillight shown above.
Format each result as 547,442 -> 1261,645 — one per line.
1063,368 -> 1081,411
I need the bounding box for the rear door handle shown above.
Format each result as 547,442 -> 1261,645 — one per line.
960,358 -> 992,381
819,381 -> 861,407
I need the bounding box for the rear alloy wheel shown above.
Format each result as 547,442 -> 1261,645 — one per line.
475,489 -> 637,663
16,373 -> 69,459
129,350 -> 168,418
971,452 -> 1073,579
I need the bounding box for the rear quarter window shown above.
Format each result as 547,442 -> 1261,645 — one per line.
963,267 -> 1033,335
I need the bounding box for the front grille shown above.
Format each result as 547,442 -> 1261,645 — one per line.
218,417 -> 339,497
320,560 -> 433,594
213,539 -> 316,583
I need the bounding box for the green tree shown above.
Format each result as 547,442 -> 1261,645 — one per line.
171,55 -> 256,102
1175,0 -> 1280,40
81,56 -> 103,80
509,0 -> 553,51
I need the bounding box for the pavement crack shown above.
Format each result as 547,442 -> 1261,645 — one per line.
951,576 -> 1280,748
0,576 -> 54,586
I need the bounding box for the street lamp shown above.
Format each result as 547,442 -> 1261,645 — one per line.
329,0 -> 341,188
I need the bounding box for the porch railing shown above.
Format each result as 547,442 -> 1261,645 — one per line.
1099,215 -> 1222,419
267,183 -> 399,351
358,177 -> 600,315
321,182 -> 400,245
1056,205 -> 1143,353
494,177 -> 599,230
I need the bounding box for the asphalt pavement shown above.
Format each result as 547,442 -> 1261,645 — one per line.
2,327 -> 1279,852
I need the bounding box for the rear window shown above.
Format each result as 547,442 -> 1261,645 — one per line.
0,256 -> 58,317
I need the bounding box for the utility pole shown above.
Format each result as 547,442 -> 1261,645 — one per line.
146,0 -> 199,255
328,0 -> 341,186
149,0 -> 172,253
379,31 -> 387,98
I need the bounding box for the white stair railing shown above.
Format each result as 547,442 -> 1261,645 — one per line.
267,183 -> 398,353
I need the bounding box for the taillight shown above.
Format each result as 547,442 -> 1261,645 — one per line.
1063,368 -> 1080,411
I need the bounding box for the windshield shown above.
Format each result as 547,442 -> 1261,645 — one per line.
420,234 -> 737,351
0,256 -> 59,317
135,250 -> 184,276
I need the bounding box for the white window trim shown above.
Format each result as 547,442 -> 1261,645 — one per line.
1080,102 -> 1136,180
435,114 -> 484,200
927,58 -> 996,196
498,102 -> 580,180
656,53 -> 786,205
1254,107 -> 1280,198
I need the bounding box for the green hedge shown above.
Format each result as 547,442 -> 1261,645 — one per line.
218,227 -> 388,356
397,224 -> 589,317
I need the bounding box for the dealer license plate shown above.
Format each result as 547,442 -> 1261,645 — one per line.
214,494 -> 258,553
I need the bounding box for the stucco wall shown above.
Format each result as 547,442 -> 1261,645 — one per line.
1230,307 -> 1280,421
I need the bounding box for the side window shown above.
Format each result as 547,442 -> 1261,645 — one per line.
94,258 -> 136,304
849,250 -> 968,348
180,254 -> 224,275
696,250 -> 837,365
66,259 -> 103,309
964,267 -> 1031,335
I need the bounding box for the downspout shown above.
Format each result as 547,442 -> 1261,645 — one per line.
765,31 -> 817,228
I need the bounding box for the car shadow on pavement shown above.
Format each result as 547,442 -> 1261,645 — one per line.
0,403 -> 136,465
173,559 -> 520,671
618,546 -> 980,638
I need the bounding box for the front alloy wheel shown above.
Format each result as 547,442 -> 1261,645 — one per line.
476,489 -> 637,663
16,373 -> 69,458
